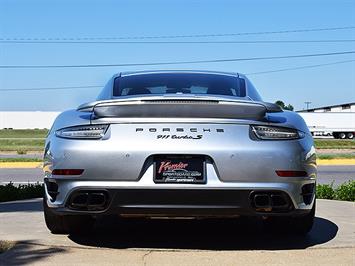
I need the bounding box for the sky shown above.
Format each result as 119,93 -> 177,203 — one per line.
0,0 -> 354,111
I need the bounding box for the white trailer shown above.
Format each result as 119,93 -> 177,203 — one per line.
0,111 -> 59,129
299,112 -> 355,139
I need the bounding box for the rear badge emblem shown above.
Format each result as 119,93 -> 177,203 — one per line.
136,128 -> 224,140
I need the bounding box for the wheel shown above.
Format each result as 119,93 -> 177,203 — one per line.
263,202 -> 315,235
347,132 -> 354,139
332,132 -> 339,139
43,198 -> 95,234
338,132 -> 347,139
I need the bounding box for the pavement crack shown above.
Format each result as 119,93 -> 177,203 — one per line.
142,250 -> 153,266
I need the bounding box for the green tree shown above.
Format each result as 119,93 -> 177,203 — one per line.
275,100 -> 294,111
284,104 -> 294,111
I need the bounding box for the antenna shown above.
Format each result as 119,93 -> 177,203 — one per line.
304,101 -> 312,110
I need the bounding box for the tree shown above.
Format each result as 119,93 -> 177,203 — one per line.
275,100 -> 294,111
284,104 -> 294,111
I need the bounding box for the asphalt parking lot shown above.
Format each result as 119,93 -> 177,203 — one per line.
0,199 -> 354,265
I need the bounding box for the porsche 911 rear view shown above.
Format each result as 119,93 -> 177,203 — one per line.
43,71 -> 316,235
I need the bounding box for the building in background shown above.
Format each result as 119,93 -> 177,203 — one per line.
298,102 -> 355,113
0,112 -> 59,129
297,102 -> 355,139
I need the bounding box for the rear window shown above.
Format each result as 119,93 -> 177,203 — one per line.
113,73 -> 247,98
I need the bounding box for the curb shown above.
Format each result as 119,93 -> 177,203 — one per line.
0,162 -> 42,168
317,159 -> 355,166
0,159 -> 354,168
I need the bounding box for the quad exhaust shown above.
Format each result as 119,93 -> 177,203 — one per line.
253,194 -> 271,209
250,191 -> 291,212
68,190 -> 109,211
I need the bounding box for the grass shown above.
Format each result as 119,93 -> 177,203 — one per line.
0,158 -> 42,162
317,153 -> 355,160
0,240 -> 15,254
0,129 -> 47,152
0,139 -> 45,152
0,129 -> 48,138
314,139 -> 355,149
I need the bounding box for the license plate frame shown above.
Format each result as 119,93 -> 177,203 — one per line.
153,155 -> 206,184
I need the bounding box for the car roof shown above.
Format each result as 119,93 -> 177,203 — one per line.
112,70 -> 243,78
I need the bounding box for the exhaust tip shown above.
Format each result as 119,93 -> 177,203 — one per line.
68,190 -> 109,211
253,194 -> 271,208
270,194 -> 288,208
250,191 -> 292,213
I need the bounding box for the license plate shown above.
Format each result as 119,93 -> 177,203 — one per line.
154,155 -> 206,184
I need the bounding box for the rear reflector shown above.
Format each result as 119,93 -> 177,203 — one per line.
275,170 -> 308,177
52,169 -> 84,175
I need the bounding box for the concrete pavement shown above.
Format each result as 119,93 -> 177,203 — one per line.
0,199 -> 354,265
1,244 -> 353,266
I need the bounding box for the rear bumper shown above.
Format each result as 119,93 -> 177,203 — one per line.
45,172 -> 316,217
49,188 -> 313,217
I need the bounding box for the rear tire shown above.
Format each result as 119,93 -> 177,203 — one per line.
43,198 -> 95,234
263,201 -> 315,235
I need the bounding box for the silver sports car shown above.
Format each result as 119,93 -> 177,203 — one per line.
43,70 -> 316,235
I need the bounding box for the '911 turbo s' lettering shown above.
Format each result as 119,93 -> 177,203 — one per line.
157,135 -> 202,140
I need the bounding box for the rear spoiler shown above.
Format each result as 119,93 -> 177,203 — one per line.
78,98 -> 282,120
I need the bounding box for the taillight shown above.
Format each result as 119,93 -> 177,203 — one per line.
56,125 -> 108,139
251,125 -> 304,140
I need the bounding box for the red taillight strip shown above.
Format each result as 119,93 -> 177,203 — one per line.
52,169 -> 84,175
275,170 -> 308,177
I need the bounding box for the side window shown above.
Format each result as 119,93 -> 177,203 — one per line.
238,78 -> 246,97
244,78 -> 262,101
112,77 -> 120,96
97,78 -> 114,100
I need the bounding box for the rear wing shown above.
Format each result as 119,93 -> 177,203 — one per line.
78,98 -> 282,120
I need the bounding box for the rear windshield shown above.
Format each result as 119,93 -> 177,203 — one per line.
113,73 -> 247,98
